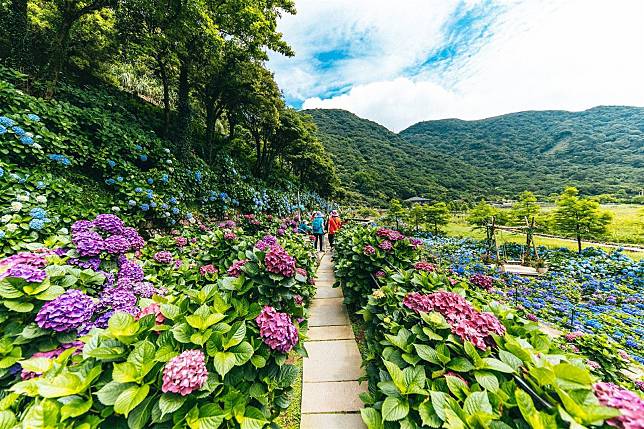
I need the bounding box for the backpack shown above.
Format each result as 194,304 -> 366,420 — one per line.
311,216 -> 325,234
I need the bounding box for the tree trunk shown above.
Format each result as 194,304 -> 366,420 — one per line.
205,96 -> 215,148
577,234 -> 582,254
8,0 -> 29,71
46,18 -> 74,97
175,57 -> 191,158
157,56 -> 171,137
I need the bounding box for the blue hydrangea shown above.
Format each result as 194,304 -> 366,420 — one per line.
161,174 -> 169,183
36,181 -> 45,189
146,190 -> 153,199
150,202 -> 157,208
186,212 -> 193,220
30,208 -> 47,219
0,167 -> 4,177
105,178 -> 116,185
20,135 -> 34,145
27,114 -> 40,122
147,178 -> 154,184
141,204 -> 150,211
0,116 -> 16,126
12,126 -> 25,136
169,197 -> 177,204
220,192 -> 228,200
161,203 -> 168,210
139,154 -> 148,161
117,176 -> 123,182
0,231 -> 5,239
134,145 -> 142,151
0,125 -> 6,135
194,171 -> 202,182
29,218 -> 45,230
107,159 -> 116,168
128,200 -> 136,206
171,207 -> 179,215
135,187 -> 143,193
48,154 -> 71,166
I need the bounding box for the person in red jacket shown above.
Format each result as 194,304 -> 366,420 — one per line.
327,210 -> 342,249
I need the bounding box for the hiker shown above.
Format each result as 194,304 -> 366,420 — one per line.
311,211 -> 325,252
298,218 -> 312,234
327,210 -> 342,248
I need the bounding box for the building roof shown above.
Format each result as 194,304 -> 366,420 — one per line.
404,197 -> 431,203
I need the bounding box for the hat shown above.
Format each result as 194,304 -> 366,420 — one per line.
315,211 -> 323,217
331,210 -> 339,217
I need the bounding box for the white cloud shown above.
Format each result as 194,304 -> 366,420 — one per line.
272,0 -> 644,131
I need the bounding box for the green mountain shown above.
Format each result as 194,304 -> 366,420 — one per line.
303,109 -> 490,205
306,107 -> 644,204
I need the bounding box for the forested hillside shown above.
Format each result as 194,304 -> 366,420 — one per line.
401,106 -> 644,198
307,107 -> 644,204
304,109 -> 491,205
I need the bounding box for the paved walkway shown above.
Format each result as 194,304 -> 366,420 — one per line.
301,253 -> 366,429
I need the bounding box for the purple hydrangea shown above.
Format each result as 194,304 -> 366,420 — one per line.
118,259 -> 144,283
35,289 -> 95,332
363,245 -> 376,255
100,287 -> 138,312
121,227 -> 145,250
93,214 -> 125,235
378,240 -> 393,251
68,257 -> 101,271
73,232 -> 105,257
154,251 -> 174,264
132,281 -> 164,298
264,245 -> 296,277
71,220 -> 93,235
1,263 -> 47,282
104,235 -> 131,255
256,306 -> 299,353
0,252 -> 48,268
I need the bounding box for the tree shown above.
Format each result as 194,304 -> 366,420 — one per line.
467,201 -> 499,228
512,191 -> 540,224
553,187 -> 612,253
387,199 -> 405,229
425,202 -> 450,234
407,204 -> 426,233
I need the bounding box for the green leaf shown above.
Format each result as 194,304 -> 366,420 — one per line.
113,362 -> 139,383
212,352 -> 236,377
498,350 -> 523,371
3,300 -> 34,312
96,381 -> 132,406
381,396 -> 409,421
430,391 -> 448,421
463,391 -> 493,416
159,393 -> 187,416
360,408 -> 384,429
223,321 -> 246,350
553,363 -> 592,389
114,384 -> 150,418
160,304 -> 180,320
474,371 -> 499,392
481,358 -> 515,373
383,360 -> 406,394
128,397 -> 154,429
0,411 -> 17,429
60,396 -> 92,420
445,375 -> 469,400
172,323 -> 193,343
418,401 -> 442,428
447,357 -> 475,372
414,344 -> 441,365
34,372 -> 84,398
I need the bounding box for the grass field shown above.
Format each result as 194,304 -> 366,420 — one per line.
445,213 -> 644,261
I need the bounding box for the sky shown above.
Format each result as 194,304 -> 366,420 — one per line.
268,0 -> 644,132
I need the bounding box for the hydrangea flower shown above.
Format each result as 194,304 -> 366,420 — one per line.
27,113 -> 40,122
104,235 -> 131,254
141,204 -> 150,211
107,159 -> 116,168
199,264 -> 217,276
0,251 -> 48,268
376,228 -> 406,241
378,240 -> 393,251
374,270 -> 386,278
71,220 -> 93,235
137,303 -> 165,324
74,232 -> 105,257
1,263 -> 47,282
11,126 -> 25,136
154,251 -> 174,264
224,232 -> 236,240
29,219 -> 45,231
470,273 -> 495,291
36,289 -> 95,332
100,287 -> 138,313
162,350 -> 208,396
364,245 -> 376,256
227,259 -> 248,277
175,237 -> 187,247
118,259 -> 145,284
265,245 -> 296,277
255,306 -> 299,353
20,135 -> 34,145
414,261 -> 435,272
593,382 -> 644,429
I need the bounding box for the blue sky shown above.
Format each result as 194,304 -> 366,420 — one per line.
268,0 -> 644,131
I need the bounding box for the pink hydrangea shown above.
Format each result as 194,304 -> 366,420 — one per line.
175,237 -> 188,247
256,306 -> 299,353
586,360 -> 601,370
374,270 -> 386,278
294,294 -> 304,305
409,238 -> 424,248
296,267 -> 307,278
154,251 -> 174,264
593,382 -> 644,429
565,331 -> 584,342
470,273 -> 495,291
376,228 -> 405,241
363,245 -> 376,255
227,259 -> 248,277
162,350 -> 208,396
199,264 -> 217,276
224,232 -> 236,240
137,303 -> 165,324
414,261 -> 435,272
378,240 -> 393,251
403,291 -> 505,350
526,314 -> 538,322
264,245 -> 296,277
0,252 -> 48,268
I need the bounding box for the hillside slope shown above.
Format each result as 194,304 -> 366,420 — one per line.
303,109 -> 491,204
400,106 -> 644,197
306,107 -> 644,204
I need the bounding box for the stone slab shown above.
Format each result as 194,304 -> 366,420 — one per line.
301,381 -> 366,413
315,286 -> 343,299
304,340 -> 363,382
308,325 -> 355,341
309,298 -> 350,326
301,413 -> 366,429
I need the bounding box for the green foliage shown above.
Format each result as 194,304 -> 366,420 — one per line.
511,191 -> 540,223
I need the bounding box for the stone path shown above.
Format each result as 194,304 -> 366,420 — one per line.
301,253 -> 366,429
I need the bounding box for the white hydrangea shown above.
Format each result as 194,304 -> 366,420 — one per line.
10,202 -> 23,212
1,215 -> 12,223
6,224 -> 18,233
16,194 -> 29,202
35,195 -> 47,204
112,206 -> 120,212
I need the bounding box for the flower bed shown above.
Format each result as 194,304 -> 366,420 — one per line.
333,224 -> 644,429
0,212 -> 316,427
